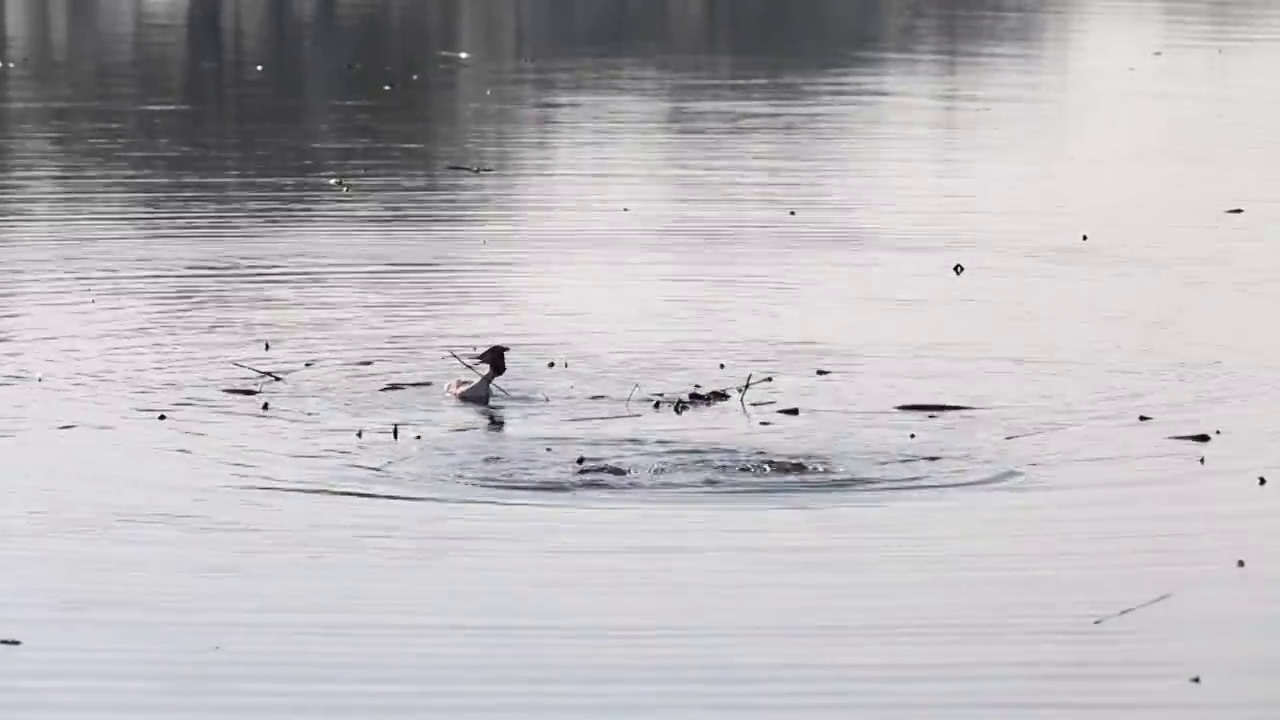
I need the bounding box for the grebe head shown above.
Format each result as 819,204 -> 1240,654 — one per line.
473,345 -> 509,377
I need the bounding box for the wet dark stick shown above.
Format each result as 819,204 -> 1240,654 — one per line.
626,383 -> 640,407
565,413 -> 643,423
447,351 -> 511,397
1091,592 -> 1174,625
231,362 -> 284,383
740,373 -> 753,409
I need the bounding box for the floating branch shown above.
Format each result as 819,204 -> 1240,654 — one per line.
649,375 -> 774,408
231,362 -> 284,382
1169,433 -> 1212,443
895,404 -> 975,412
221,388 -> 262,396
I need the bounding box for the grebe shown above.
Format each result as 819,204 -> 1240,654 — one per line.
445,345 -> 508,406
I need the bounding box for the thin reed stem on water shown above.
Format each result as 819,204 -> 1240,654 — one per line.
231,361 -> 284,382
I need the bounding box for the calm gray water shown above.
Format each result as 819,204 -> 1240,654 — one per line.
3,0 -> 1280,717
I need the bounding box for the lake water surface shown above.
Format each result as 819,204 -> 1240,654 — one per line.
3,0 -> 1280,717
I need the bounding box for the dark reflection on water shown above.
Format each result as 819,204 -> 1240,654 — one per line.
0,0 -> 1060,198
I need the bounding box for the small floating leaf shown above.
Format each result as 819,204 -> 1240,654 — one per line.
221,388 -> 261,396
776,407 -> 800,416
1138,414 -> 1153,421
1169,433 -> 1212,443
1224,208 -> 1244,214
816,369 -> 832,376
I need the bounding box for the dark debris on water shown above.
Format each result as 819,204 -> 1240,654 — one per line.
896,404 -> 976,413
379,381 -> 434,392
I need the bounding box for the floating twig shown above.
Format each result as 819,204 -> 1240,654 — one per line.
231,362 -> 284,383
221,388 -> 261,396
1091,592 -> 1173,625
739,373 -> 753,409
1004,426 -> 1075,441
565,413 -> 642,423
896,404 -> 975,412
1169,433 -> 1212,443
447,351 -> 511,397
379,380 -> 435,392
626,383 -> 639,408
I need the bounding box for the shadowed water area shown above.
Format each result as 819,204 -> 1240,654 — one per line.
3,0 -> 1280,717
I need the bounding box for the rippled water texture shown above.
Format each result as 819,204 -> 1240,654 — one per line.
3,0 -> 1280,717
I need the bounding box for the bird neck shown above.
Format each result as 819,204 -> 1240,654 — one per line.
483,360 -> 506,381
